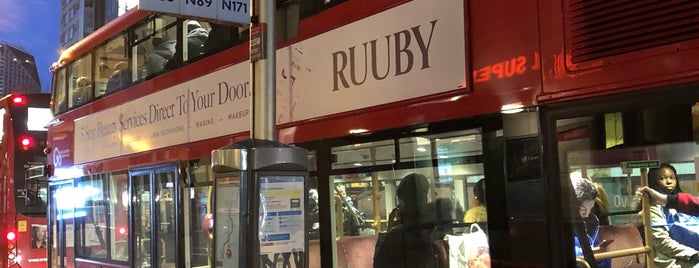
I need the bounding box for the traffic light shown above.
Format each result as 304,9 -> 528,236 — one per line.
6,230 -> 17,265
18,135 -> 34,151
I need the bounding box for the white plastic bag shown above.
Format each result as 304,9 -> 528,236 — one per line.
444,223 -> 490,268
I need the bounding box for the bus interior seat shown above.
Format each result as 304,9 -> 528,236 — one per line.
336,235 -> 378,268
597,223 -> 646,268
308,239 -> 320,268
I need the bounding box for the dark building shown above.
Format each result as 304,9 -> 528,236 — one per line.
0,43 -> 41,95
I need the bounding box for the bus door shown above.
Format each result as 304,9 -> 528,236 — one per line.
130,165 -> 179,268
48,180 -> 76,268
181,158 -> 215,268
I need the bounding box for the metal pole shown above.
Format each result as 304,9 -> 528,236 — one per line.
640,168 -> 654,265
250,0 -> 277,141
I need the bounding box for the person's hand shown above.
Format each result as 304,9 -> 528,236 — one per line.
387,206 -> 401,229
636,186 -> 668,206
591,246 -> 602,254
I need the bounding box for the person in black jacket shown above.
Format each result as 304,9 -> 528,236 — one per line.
374,173 -> 444,268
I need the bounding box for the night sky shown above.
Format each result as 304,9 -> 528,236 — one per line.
0,0 -> 61,93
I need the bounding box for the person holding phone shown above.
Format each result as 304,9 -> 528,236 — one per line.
646,164 -> 699,267
571,177 -> 611,268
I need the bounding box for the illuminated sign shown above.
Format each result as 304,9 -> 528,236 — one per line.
139,0 -> 250,25
53,185 -> 100,220
472,52 -> 540,83
28,107 -> 52,131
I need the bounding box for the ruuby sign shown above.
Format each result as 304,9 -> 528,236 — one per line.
139,0 -> 250,25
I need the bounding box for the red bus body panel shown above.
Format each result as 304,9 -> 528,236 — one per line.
538,0 -> 699,103
46,0 -> 699,267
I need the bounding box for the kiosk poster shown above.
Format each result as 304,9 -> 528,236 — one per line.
215,176 -> 241,268
259,176 -> 305,268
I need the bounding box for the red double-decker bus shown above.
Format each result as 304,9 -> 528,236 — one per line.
0,94 -> 51,268
46,0 -> 699,267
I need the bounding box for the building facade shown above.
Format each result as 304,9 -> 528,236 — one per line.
0,43 -> 41,95
60,0 -> 136,49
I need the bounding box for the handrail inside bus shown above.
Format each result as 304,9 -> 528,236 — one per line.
576,257 -> 592,268
335,194 -> 344,241
591,166 -> 654,265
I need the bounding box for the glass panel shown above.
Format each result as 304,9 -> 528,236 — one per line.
399,129 -> 483,162
133,174 -> 152,268
155,170 -> 177,267
189,158 -> 211,184
184,19 -> 210,62
53,68 -> 67,114
276,0 -> 299,43
202,23 -> 242,55
331,140 -> 395,169
49,185 -> 58,266
308,177 -> 319,239
307,150 -> 317,172
300,0 -> 347,18
99,34 -> 129,95
68,54 -> 93,108
62,218 -> 75,268
25,177 -> 48,213
185,159 -> 212,266
556,100 -> 699,267
331,128 -> 490,268
131,15 -> 178,79
187,184 -> 212,267
334,175 -> 378,234
74,175 -> 109,260
110,172 -> 129,261
50,182 -> 76,268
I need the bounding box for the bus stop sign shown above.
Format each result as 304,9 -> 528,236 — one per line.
139,0 -> 251,25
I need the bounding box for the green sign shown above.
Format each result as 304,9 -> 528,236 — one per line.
620,160 -> 660,169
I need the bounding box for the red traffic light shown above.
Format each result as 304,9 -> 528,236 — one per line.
19,136 -> 33,150
6,231 -> 16,241
21,137 -> 32,146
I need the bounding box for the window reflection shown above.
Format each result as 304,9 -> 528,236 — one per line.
556,101 -> 699,267
67,55 -> 92,108
328,129 -> 490,267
